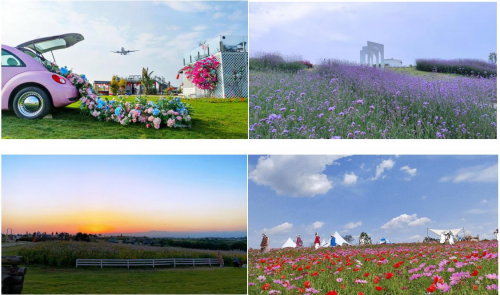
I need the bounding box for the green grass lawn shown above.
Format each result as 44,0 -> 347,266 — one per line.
2,96 -> 248,139
389,67 -> 459,79
2,243 -> 246,294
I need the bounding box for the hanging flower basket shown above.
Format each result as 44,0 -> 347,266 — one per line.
182,55 -> 220,91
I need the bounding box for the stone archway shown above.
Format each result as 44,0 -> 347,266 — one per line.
360,41 -> 385,68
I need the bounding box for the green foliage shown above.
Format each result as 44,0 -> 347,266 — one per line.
18,241 -> 246,267
109,75 -> 119,95
140,67 -> 155,95
118,78 -> 127,94
489,52 -> 497,64
249,52 -> 307,73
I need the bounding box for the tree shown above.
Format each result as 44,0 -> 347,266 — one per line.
110,75 -> 119,95
488,52 -> 497,64
140,67 -> 155,95
359,232 -> 372,245
118,77 -> 128,94
343,234 -> 354,243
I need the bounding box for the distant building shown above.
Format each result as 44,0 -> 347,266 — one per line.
94,76 -> 171,96
384,58 -> 403,67
178,35 -> 248,98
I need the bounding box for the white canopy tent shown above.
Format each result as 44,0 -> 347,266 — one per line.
281,237 -> 296,248
429,228 -> 464,237
333,231 -> 351,246
428,228 -> 465,245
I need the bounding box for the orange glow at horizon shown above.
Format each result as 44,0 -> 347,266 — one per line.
2,209 -> 247,235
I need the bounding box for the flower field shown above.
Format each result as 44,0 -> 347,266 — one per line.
415,59 -> 497,77
248,241 -> 498,294
249,60 -> 497,139
18,241 -> 246,267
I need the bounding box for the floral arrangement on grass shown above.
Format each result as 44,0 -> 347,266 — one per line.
43,61 -> 193,129
182,55 -> 220,91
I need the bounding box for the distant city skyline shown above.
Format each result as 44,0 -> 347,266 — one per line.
250,2 -> 496,66
248,155 -> 498,248
2,155 -> 247,235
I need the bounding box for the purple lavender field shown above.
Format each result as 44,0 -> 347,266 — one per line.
249,59 -> 497,139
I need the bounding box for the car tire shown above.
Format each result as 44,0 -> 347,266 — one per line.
12,86 -> 52,119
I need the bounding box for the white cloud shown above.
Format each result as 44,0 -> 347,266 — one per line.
459,218 -> 466,222
249,155 -> 348,197
343,172 -> 358,185
162,1 -> 212,12
408,235 -> 423,240
439,164 -> 498,183
263,222 -> 293,235
193,25 -> 207,31
212,12 -> 226,19
312,221 -> 325,229
381,214 -> 430,229
481,199 -> 487,203
422,195 -> 427,200
400,165 -> 417,180
371,159 -> 396,180
344,221 -> 362,229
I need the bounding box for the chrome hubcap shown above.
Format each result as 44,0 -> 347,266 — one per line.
18,92 -> 44,117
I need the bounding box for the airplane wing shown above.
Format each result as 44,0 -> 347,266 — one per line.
111,51 -> 120,53
126,50 -> 139,53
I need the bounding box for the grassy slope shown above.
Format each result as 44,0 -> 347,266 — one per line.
2,96 -> 248,139
1,243 -> 246,294
389,67 -> 458,79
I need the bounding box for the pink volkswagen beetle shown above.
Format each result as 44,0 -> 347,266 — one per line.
1,33 -> 84,119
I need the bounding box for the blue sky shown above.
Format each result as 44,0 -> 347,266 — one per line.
250,2 -> 496,66
248,155 -> 498,248
2,155 -> 247,235
2,1 -> 247,86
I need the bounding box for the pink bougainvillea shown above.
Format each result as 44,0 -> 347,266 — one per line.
183,55 -> 220,91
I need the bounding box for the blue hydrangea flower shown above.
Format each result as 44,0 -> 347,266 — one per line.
81,74 -> 87,80
152,108 -> 160,116
60,67 -> 69,75
115,106 -> 122,116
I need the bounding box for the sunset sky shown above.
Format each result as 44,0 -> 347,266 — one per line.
2,155 -> 247,236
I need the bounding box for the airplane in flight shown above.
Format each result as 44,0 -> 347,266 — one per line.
111,47 -> 139,55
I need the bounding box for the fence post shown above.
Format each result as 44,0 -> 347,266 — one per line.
76,260 -> 78,268
209,259 -> 211,266
174,259 -> 176,268
101,260 -> 103,269
153,260 -> 155,268
193,259 -> 195,268
127,260 -> 129,269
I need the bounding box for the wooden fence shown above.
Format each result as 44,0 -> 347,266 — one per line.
76,258 -> 220,268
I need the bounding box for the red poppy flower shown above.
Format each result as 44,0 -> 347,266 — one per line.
471,269 -> 479,276
433,276 -> 439,284
298,267 -> 303,271
297,288 -> 305,294
386,272 -> 394,279
375,286 -> 383,291
262,283 -> 271,290
304,281 -> 311,288
359,292 -> 364,295
373,276 -> 380,284
305,265 -> 311,270
326,291 -> 337,295
427,284 -> 436,293
472,284 -> 478,291
364,272 -> 370,277
312,272 -> 319,277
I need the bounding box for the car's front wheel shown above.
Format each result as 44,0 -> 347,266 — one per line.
12,86 -> 52,119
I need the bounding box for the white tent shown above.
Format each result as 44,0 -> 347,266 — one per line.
281,237 -> 296,248
429,228 -> 463,236
332,231 -> 351,246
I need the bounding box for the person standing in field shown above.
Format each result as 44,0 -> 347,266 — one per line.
314,233 -> 321,249
260,234 -> 269,253
296,235 -> 303,247
330,233 -> 336,247
217,251 -> 224,267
